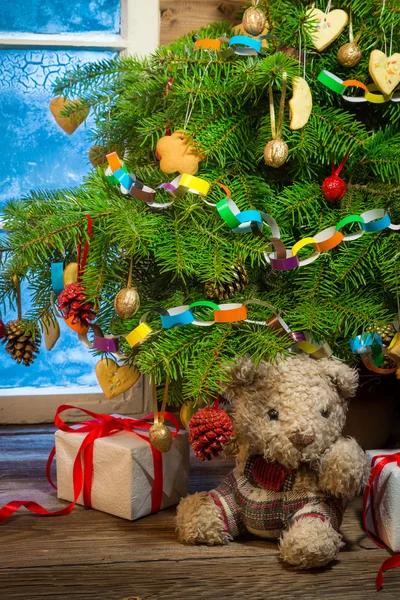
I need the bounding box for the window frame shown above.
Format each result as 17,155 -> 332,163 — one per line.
0,0 -> 160,422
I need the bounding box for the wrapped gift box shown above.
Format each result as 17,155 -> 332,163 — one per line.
365,449 -> 400,552
55,416 -> 189,520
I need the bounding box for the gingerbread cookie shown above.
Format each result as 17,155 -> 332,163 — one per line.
156,131 -> 204,175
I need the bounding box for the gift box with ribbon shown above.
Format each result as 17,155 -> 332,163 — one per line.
0,405 -> 189,523
363,450 -> 400,590
55,407 -> 189,520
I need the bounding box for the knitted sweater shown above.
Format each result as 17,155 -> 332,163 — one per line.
209,455 -> 345,539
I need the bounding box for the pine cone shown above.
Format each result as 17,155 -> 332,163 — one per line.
2,320 -> 40,366
205,264 -> 249,302
189,405 -> 234,461
57,283 -> 96,327
367,324 -> 396,346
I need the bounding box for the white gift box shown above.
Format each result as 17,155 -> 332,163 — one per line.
55,416 -> 189,520
365,449 -> 400,552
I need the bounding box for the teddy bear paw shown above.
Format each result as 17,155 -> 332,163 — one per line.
319,437 -> 368,498
175,492 -> 231,545
279,517 -> 343,568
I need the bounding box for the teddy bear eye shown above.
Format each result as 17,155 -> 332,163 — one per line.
267,409 -> 279,421
320,408 -> 330,418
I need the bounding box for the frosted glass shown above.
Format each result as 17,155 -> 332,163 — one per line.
0,0 -> 120,34
0,49 -> 114,390
0,49 -> 115,203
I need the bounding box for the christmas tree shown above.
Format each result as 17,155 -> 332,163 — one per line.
1,0 -> 400,405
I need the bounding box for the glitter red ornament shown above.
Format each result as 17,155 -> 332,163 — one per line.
57,282 -> 96,327
322,153 -> 349,204
0,319 -> 5,339
189,396 -> 234,461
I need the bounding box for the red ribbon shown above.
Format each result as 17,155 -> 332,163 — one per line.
77,214 -> 93,283
363,452 -> 400,590
0,405 -> 180,522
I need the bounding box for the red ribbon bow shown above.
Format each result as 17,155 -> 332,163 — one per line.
0,405 -> 180,522
363,452 -> 400,591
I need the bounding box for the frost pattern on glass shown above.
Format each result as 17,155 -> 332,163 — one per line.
0,49 -> 115,390
0,49 -> 114,203
0,0 -> 120,34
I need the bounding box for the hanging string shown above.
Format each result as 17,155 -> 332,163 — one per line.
182,59 -> 212,137
77,214 -> 93,283
389,21 -> 394,57
325,0 -> 332,15
152,357 -> 171,425
269,72 -> 287,140
127,256 -> 133,289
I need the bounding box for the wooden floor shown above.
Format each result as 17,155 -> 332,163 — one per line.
0,426 -> 399,600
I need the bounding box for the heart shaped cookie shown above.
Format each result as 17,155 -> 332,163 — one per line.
156,131 -> 204,175
49,97 -> 89,135
369,50 -> 400,96
307,8 -> 348,52
96,358 -> 141,400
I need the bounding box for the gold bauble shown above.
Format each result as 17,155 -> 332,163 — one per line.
337,43 -> 362,68
264,139 -> 289,168
149,423 -> 173,452
114,287 -> 140,319
242,7 -> 266,36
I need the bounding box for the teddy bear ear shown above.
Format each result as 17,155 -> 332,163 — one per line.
222,356 -> 264,403
321,358 -> 359,399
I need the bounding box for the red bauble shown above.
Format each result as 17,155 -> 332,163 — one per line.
321,175 -> 347,203
0,319 -> 5,339
57,282 -> 96,327
189,404 -> 234,461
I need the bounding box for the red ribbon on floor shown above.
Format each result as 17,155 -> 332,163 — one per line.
0,405 -> 180,522
363,452 -> 400,591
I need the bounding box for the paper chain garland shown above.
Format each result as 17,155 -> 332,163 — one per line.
317,70 -> 400,104
194,35 -> 268,57
106,152 -> 400,272
350,332 -> 397,375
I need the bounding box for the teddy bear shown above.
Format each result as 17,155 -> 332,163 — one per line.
176,353 -> 368,568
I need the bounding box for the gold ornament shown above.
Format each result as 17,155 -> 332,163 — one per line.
264,72 -> 288,168
149,422 -> 173,452
264,139 -> 289,168
114,287 -> 140,319
114,257 -> 140,319
63,262 -> 78,286
242,3 -> 266,37
337,42 -> 362,67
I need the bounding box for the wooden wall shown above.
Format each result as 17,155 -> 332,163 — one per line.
160,1 -> 244,45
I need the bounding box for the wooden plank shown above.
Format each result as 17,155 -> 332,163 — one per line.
1,426 -> 400,598
160,1 -> 244,45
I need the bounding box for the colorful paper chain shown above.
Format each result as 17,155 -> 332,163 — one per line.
317,70 -> 400,104
350,332 -> 397,375
112,299 -> 332,360
194,35 -> 268,57
106,153 -> 400,272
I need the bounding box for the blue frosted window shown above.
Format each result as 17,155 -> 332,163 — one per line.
0,0 -> 121,34
0,49 -> 115,203
0,49 -> 116,390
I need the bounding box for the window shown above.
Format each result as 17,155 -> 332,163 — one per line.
0,1 -> 159,422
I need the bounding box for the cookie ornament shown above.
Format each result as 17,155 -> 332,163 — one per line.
369,50 -> 400,96
156,131 -> 204,175
289,77 -> 312,130
96,358 -> 141,400
307,8 -> 348,52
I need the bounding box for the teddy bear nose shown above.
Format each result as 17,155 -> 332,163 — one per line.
289,433 -> 315,449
